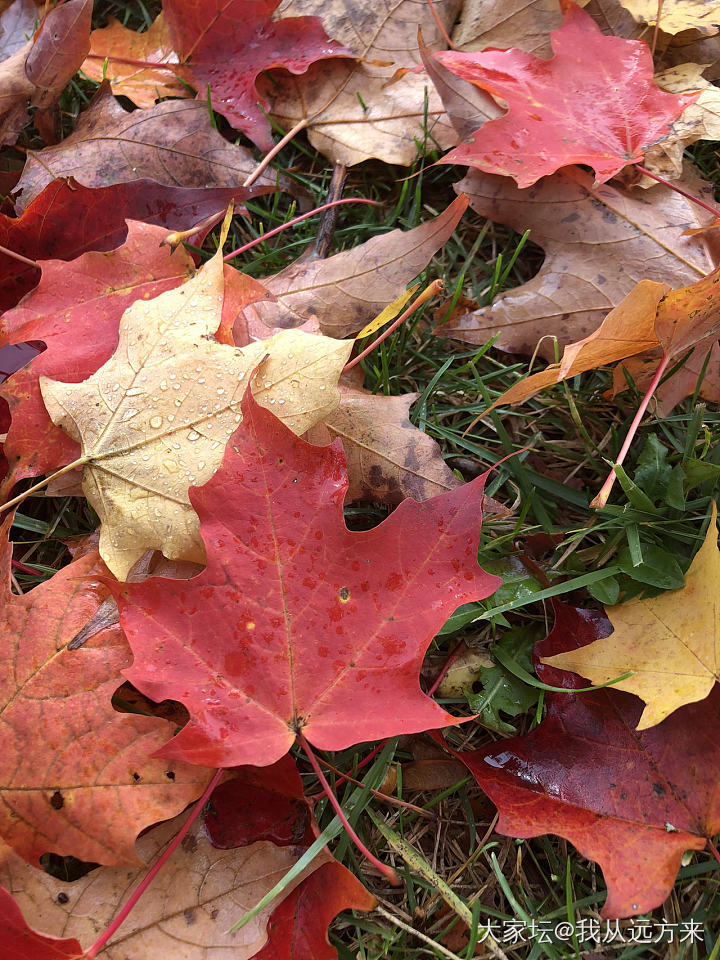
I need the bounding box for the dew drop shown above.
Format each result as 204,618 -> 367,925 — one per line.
150,415 -> 162,429
187,431 -> 200,441
125,387 -> 142,397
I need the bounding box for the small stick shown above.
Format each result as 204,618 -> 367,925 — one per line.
0,457 -> 88,515
242,119 -> 308,188
343,279 -> 444,372
314,161 -> 348,258
222,198 -> 382,262
310,755 -> 436,819
636,165 -> 720,219
0,244 -> 38,269
706,837 -> 720,867
590,353 -> 670,509
425,0 -> 456,50
85,768 -> 224,959
298,733 -> 401,886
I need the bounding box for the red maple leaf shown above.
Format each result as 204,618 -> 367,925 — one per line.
435,0 -> 695,187
0,178 -> 254,313
0,517 -> 212,866
446,601 -> 720,918
116,392 -> 501,767
162,0 -> 351,151
0,887 -> 82,960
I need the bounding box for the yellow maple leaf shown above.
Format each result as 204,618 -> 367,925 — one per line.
40,246 -> 352,579
542,504 -> 719,729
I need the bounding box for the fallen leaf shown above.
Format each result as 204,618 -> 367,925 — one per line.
619,0 -> 720,35
449,601 -> 720,917
0,221 -> 195,492
0,887 -> 82,960
0,0 -> 91,147
259,0 -> 462,166
306,388 -> 461,504
0,517 -> 211,866
81,13 -> 188,106
643,64 -> 720,180
253,860 -> 376,960
0,814 -> 322,959
0,177 -> 259,312
115,390 -> 501,767
452,0 -> 589,57
14,84 -> 280,210
161,0 -> 350,152
0,0 -> 41,62
542,506 -> 719,729
419,28 -> 502,140
486,253 -> 720,413
40,245 -> 352,579
435,0 -> 694,187
438,165 -> 719,359
246,195 -> 468,339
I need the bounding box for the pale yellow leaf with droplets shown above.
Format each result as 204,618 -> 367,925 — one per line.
542,504 -> 720,730
619,0 -> 720,35
39,247 -> 352,579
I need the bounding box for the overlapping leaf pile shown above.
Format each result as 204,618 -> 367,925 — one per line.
0,0 -> 719,954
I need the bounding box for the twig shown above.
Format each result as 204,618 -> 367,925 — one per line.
425,0 -> 456,50
242,119 -> 308,188
85,768 -> 224,959
0,243 -> 38,268
314,162 -> 348,258
636,165 -> 720,218
375,905 -> 466,960
343,279 -> 444,372
590,353 -> 670,508
298,734 -> 401,885
222,198 -> 382,262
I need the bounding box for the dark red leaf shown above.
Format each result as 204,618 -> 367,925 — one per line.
0,178 -> 253,312
449,601 -> 720,917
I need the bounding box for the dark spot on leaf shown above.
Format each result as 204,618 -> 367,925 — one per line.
50,791 -> 64,810
181,834 -> 198,853
57,892 -> 69,904
339,586 -> 350,602
132,772 -> 141,782
165,770 -> 176,780
184,908 -> 196,925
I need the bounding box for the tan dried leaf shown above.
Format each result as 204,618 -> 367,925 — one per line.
643,64 -> 720,180
0,0 -> 40,62
16,84 -> 278,210
439,165 -> 719,360
619,0 -> 720,35
40,247 -> 352,579
247,196 -> 468,338
0,815 -> 329,959
452,0 -> 590,56
261,0 -> 462,165
306,388 -> 461,504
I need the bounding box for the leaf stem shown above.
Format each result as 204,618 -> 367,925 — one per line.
0,243 -> 38,268
425,0 -> 456,49
243,119 -> 308,188
0,457 -> 88,514
343,279 -> 444,372
590,353 -> 670,509
309,755 -> 435,819
635,165 -> 720,219
297,733 -> 401,886
706,837 -> 720,867
85,768 -> 223,959
222,198 -> 382,262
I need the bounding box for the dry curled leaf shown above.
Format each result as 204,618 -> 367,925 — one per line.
15,84 -> 279,212
261,0 -> 462,166
439,165 -> 719,360
40,244 -> 352,579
